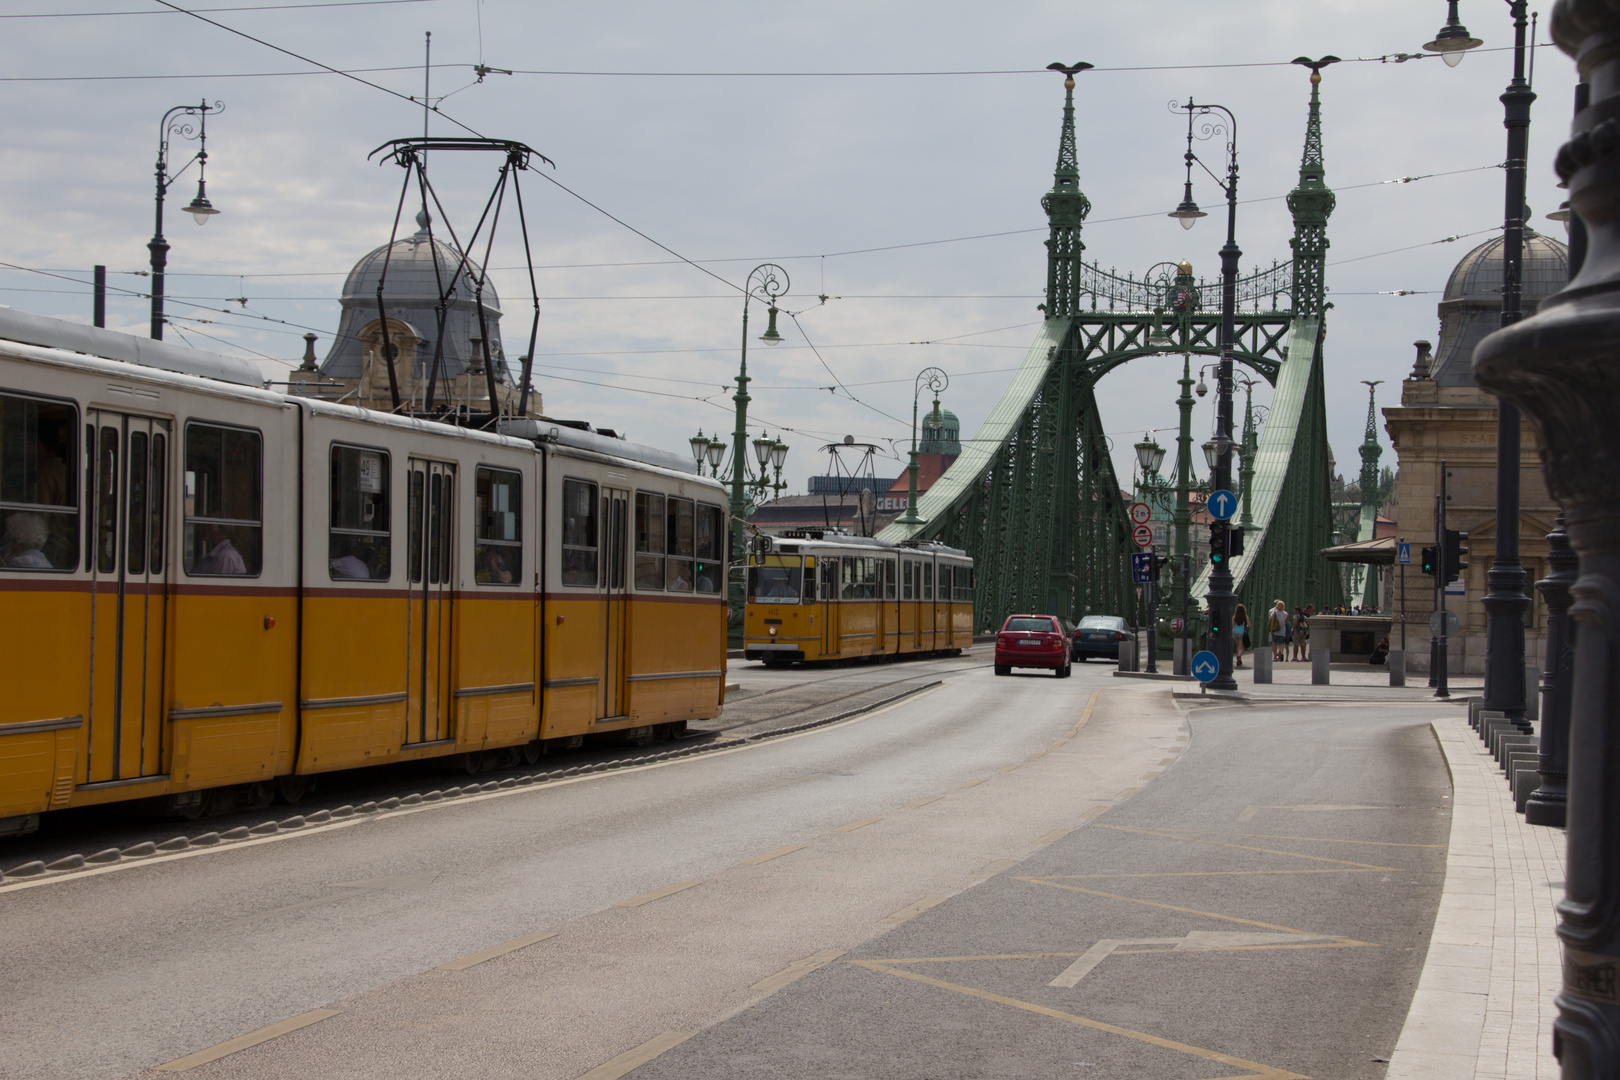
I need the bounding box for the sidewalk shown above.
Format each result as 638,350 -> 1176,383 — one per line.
1385,715 -> 1565,1080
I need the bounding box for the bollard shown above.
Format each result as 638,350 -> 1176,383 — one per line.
1311,647 -> 1331,686
1389,649 -> 1406,687
1251,648 -> 1272,684
1173,638 -> 1190,676
1525,662 -> 1541,725
1118,637 -> 1137,673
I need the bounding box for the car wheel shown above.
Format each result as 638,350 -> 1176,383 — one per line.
1056,662 -> 1070,678
994,664 -> 1010,676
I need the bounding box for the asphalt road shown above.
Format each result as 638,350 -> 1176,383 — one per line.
0,660 -> 1455,1080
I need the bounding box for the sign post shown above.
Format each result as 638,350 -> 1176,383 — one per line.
1397,538 -> 1410,651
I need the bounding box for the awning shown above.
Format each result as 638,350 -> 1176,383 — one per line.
1319,535 -> 1397,565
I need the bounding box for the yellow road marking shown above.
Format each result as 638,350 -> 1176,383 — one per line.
848,960 -> 1306,1079
1115,787 -> 1142,798
1049,869 -> 1387,880
998,764 -> 1022,773
739,844 -> 804,866
1159,757 -> 1178,765
1032,828 -> 1071,845
1077,688 -> 1102,728
1144,828 -> 1445,849
833,816 -> 882,833
155,1009 -> 343,1072
575,1031 -> 692,1080
1050,739 -> 1070,749
1093,825 -> 1400,871
1139,772 -> 1161,782
750,948 -> 846,993
958,778 -> 988,789
881,896 -> 947,924
1079,806 -> 1110,820
906,795 -> 946,808
971,858 -> 1019,880
1113,940 -> 1373,955
617,881 -> 702,907
437,930 -> 558,971
878,951 -> 1083,963
1018,877 -> 1371,941
1027,751 -> 1048,760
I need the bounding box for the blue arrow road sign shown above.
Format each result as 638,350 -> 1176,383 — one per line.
1131,552 -> 1152,584
1207,489 -> 1236,521
1398,541 -> 1411,565
1192,650 -> 1219,684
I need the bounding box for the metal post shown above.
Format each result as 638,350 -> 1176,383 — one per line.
149,100 -> 221,342
1436,467 -> 1450,699
1145,573 -> 1158,674
1525,512 -> 1573,827
92,265 -> 105,329
1399,535 -> 1407,652
1483,0 -> 1536,725
1174,343 -> 1195,637
1209,127 -> 1241,692
728,265 -> 788,648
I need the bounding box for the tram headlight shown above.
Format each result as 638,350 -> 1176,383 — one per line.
768,626 -> 778,637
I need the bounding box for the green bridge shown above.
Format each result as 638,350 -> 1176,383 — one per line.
879,68 -> 1351,635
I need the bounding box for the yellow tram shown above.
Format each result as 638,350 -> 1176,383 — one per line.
0,310 -> 728,835
742,533 -> 973,665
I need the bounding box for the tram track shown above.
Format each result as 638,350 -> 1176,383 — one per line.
0,663 -> 965,888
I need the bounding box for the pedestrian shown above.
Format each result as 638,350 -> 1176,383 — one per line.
1289,606 -> 1305,662
1298,606 -> 1312,661
1267,600 -> 1287,662
1232,603 -> 1248,667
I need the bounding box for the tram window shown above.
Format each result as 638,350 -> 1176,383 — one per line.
937,565 -> 951,602
0,394 -> 79,572
840,557 -> 856,600
408,470 -> 424,582
901,560 -> 914,601
802,561 -> 816,602
474,467 -> 522,585
329,445 -> 391,581
634,490 -> 665,590
956,566 -> 974,603
666,496 -> 694,593
884,559 -> 897,601
561,478 -> 598,586
694,503 -> 723,594
748,556 -> 801,602
183,422 -> 261,577
922,562 -> 933,601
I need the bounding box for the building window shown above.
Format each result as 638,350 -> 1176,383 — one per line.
561,478 -> 597,587
695,503 -> 723,594
475,466 -> 522,585
635,490 -> 665,590
329,445 -> 390,580
184,422 -> 262,577
0,393 -> 78,571
666,495 -> 694,592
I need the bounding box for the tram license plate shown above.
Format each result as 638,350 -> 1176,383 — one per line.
1019,638 -> 1039,647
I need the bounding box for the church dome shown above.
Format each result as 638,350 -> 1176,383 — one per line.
320,210 -> 507,384
920,405 -> 961,456
1428,229 -> 1568,386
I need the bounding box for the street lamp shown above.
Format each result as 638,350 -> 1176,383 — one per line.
705,438 -> 725,475
1134,433 -> 1166,476
149,100 -> 224,341
1431,1 -> 1533,726
1423,0 -> 1484,66
896,366 -> 949,527
690,430 -> 711,471
726,263 -> 789,647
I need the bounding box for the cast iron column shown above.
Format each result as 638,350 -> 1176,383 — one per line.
1473,2 -> 1620,1069
1527,512 -> 1575,826
1210,129 -> 1241,692
1482,0 -> 1536,722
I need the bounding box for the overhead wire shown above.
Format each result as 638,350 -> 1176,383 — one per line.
3,0 -> 436,15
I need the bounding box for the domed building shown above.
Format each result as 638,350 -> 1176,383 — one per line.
290,210 -> 541,417
1382,226 -> 1567,675
919,403 -> 962,457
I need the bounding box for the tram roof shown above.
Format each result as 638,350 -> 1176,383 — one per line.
0,307 -> 266,388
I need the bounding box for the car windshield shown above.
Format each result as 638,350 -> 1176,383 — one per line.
1004,617 -> 1055,633
1078,616 -> 1124,629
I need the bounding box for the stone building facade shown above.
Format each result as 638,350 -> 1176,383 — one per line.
1382,230 -> 1567,673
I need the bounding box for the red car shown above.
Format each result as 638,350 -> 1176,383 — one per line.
994,614 -> 1072,678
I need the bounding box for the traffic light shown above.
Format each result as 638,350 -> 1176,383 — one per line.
1209,522 -> 1225,566
1420,545 -> 1439,577
1229,527 -> 1245,557
1152,553 -> 1170,582
1443,529 -> 1469,584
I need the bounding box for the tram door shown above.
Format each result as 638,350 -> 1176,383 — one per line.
600,488 -> 629,719
86,412 -> 170,784
820,557 -> 840,657
920,559 -> 935,651
406,460 -> 455,744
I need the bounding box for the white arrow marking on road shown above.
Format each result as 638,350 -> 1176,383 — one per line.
1049,931 -> 1332,987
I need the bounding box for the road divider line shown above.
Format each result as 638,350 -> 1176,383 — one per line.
971,858 -> 1019,880
881,896 -> 947,925
833,816 -> 882,833
739,844 -> 805,865
575,1031 -> 691,1080
155,1008 -> 342,1072
905,795 -> 945,808
1079,806 -> 1110,821
998,764 -> 1022,774
1050,739 -> 1070,748
1115,787 -> 1142,799
1033,828 -> 1071,845
1139,772 -> 1161,782
436,930 -> 558,971
1027,750 -> 1048,760
958,778 -> 988,789
1159,756 -> 1178,765
750,948 -> 847,993
1077,688 -> 1102,729
617,881 -> 702,907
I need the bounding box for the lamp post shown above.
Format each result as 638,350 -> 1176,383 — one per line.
897,367 -> 949,527
1169,96 -> 1242,691
725,263 -> 788,646
149,100 -> 223,341
1426,2 -> 1534,724
1170,263 -> 1200,635
1237,375 -> 1261,531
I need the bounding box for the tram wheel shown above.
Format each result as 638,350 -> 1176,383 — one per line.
522,740 -> 543,766
275,774 -> 313,804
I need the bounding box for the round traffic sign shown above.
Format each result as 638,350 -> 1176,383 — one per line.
1429,609 -> 1459,637
1207,489 -> 1237,521
1132,524 -> 1154,548
1129,501 -> 1152,525
1191,649 -> 1220,683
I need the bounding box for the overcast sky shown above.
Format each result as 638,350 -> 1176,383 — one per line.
0,0 -> 1578,493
